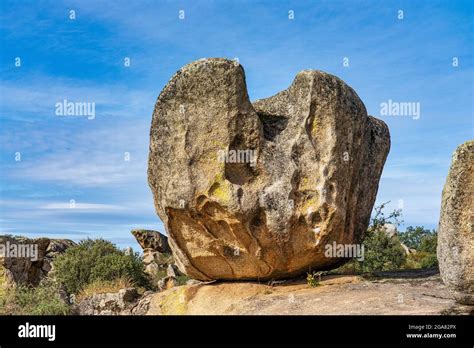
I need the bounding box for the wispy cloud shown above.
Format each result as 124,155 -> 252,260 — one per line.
0,0 -> 472,246
0,75 -> 155,121
39,202 -> 124,210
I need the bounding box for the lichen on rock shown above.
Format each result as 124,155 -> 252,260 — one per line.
437,140 -> 474,304
148,58 -> 390,281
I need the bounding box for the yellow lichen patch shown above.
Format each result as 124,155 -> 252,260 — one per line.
203,140 -> 227,163
203,165 -> 225,189
208,173 -> 233,206
301,195 -> 319,214
299,177 -> 314,191
200,149 -> 221,164
159,287 -> 188,315
311,117 -> 320,135
208,138 -> 225,148
208,183 -> 232,205
212,172 -> 225,184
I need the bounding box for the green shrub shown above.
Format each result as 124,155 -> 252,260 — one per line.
419,253 -> 438,268
330,204 -> 438,273
419,233 -> 437,254
398,226 -> 438,270
353,202 -> 406,273
176,274 -> 190,286
306,272 -> 319,287
403,251 -> 438,269
368,201 -> 403,233
53,239 -> 148,294
399,226 -> 437,252
1,280 -> 70,315
329,260 -> 358,275
357,230 -> 406,273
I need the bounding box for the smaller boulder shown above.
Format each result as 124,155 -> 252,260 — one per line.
167,264 -> 179,278
131,229 -> 171,254
75,288 -> 139,315
45,239 -> 76,258
131,230 -> 175,279
382,224 -> 398,238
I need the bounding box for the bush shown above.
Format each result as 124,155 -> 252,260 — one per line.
399,226 -> 437,251
398,226 -> 438,269
330,205 -> 438,273
306,272 -> 320,287
1,280 -> 70,315
176,274 -> 190,286
404,251 -> 438,269
420,253 -> 438,268
353,202 -> 406,273
419,233 -> 437,254
357,230 -> 406,272
53,239 -> 148,294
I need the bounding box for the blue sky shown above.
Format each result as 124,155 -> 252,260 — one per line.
0,0 -> 472,250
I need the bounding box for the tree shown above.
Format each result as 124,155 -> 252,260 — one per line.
358,230 -> 406,272
419,231 -> 437,254
399,226 -> 436,251
368,201 -> 403,233
355,202 -> 406,272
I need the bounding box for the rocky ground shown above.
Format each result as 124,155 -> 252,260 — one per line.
143,269 -> 473,315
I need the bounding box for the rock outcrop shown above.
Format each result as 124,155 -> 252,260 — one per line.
131,229 -> 171,253
382,224 -> 415,255
131,229 -> 174,278
145,270 -> 472,315
437,140 -> 474,304
75,288 -> 143,315
383,224 -> 398,238
148,58 -> 390,280
0,235 -> 75,287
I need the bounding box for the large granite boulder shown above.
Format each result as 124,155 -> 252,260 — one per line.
148,58 -> 390,280
437,140 -> 474,304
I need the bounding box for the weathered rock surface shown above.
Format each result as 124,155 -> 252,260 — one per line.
382,224 -> 415,255
0,235 -> 75,287
437,140 -> 474,304
383,224 -> 398,238
148,58 -> 390,280
145,270 -> 473,315
75,288 -> 142,315
131,229 -> 171,254
131,229 -> 174,280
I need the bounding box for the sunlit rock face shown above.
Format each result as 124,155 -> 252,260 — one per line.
148,58 -> 390,280
437,140 -> 474,304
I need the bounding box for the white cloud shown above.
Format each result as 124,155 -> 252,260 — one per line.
13,153 -> 145,186
39,202 -> 124,210
0,75 -> 155,121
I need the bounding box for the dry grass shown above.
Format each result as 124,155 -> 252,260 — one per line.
76,277 -> 134,302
